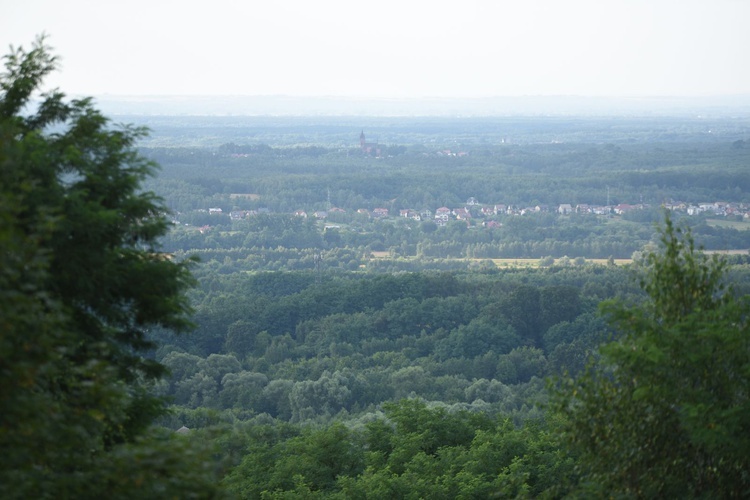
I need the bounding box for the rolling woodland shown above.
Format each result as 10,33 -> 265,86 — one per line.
4,40 -> 750,498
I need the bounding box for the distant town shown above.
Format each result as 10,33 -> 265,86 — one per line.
193,199 -> 750,230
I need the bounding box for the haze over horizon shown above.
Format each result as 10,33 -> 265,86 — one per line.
83,94 -> 750,118
2,0 -> 749,110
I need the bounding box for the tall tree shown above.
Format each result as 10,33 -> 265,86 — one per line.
0,38 -> 222,498
554,213 -> 750,497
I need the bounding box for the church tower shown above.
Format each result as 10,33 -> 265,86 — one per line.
360,130 -> 366,149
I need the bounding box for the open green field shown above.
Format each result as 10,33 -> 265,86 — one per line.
706,218 -> 750,231
704,249 -> 750,255
490,259 -> 539,268
369,253 -> 632,268
491,258 -> 631,268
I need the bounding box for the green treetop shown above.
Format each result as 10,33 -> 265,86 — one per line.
554,212 -> 750,497
0,37 -> 223,498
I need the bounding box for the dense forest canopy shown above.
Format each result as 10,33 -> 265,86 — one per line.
137,109 -> 750,497
4,38 -> 750,498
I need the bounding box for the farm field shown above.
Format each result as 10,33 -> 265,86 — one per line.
368,252 -> 632,268
706,218 -> 750,231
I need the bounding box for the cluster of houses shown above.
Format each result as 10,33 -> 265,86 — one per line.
203,207 -> 270,221
195,199 -> 750,231
664,201 -> 750,217
291,198 -> 750,227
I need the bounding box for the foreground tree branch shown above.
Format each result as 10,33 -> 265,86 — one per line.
0,37 -> 223,499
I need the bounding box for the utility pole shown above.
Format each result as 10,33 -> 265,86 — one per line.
314,252 -> 322,284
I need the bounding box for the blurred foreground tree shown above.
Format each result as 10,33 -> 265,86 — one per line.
0,38 -> 224,498
554,213 -> 750,497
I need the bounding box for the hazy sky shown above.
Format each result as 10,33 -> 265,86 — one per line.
2,0 -> 749,98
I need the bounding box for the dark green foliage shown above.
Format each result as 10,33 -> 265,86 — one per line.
500,284 -> 542,344
109,91 -> 750,497
222,400 -> 576,498
223,422 -> 364,498
0,38 -> 222,497
151,265 -> 637,424
554,212 -> 750,497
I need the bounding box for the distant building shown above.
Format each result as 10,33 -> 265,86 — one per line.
435,207 -> 451,221
360,131 -> 382,157
229,210 -> 250,220
613,204 -> 635,214
453,207 -> 471,220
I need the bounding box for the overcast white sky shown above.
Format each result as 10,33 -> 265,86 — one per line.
2,0 -> 749,98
